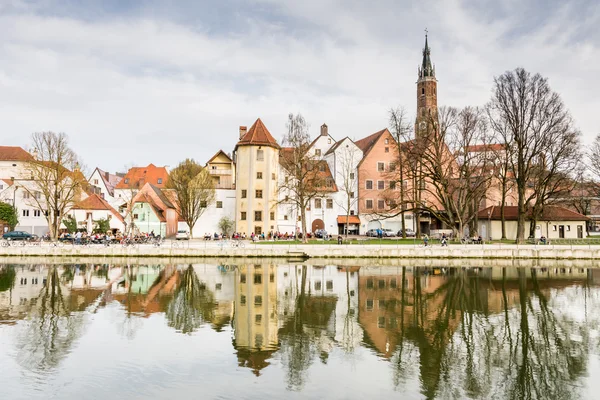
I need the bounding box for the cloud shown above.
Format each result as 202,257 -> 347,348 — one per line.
0,0 -> 598,172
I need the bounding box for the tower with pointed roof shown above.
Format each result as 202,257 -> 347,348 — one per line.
233,118 -> 280,236
415,32 -> 438,138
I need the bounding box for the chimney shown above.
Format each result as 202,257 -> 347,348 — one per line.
105,172 -> 109,181
239,126 -> 247,139
320,123 -> 328,136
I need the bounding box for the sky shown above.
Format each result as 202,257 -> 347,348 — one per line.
1,0 -> 598,173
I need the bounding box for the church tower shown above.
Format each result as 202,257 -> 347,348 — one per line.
415,32 -> 438,138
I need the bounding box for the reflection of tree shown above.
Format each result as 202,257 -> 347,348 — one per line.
165,265 -> 216,334
0,265 -> 16,292
279,266 -> 337,391
16,267 -> 86,373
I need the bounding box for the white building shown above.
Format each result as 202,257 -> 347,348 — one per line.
88,168 -> 123,209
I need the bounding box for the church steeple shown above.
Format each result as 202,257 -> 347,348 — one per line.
418,31 -> 435,79
415,30 -> 438,138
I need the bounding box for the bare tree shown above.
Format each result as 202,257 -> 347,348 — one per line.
23,132 -> 85,239
278,113 -> 326,243
117,165 -> 139,236
588,134 -> 600,179
332,139 -> 361,238
167,159 -> 215,238
415,106 -> 493,238
489,68 -> 581,242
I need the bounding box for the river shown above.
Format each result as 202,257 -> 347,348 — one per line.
1,261 -> 599,399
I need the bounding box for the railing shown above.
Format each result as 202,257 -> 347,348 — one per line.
208,169 -> 232,175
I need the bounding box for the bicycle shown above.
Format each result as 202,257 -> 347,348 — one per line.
230,239 -> 245,248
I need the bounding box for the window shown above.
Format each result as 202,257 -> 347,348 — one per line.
22,209 -> 29,217
389,162 -> 396,172
255,314 -> 262,325
284,215 -> 288,220
255,190 -> 263,199
385,139 -> 389,144
366,180 -> 373,190
270,273 -> 275,283
403,180 -> 408,189
389,200 -> 397,208
200,201 -> 207,208
315,198 -> 322,209
240,274 -> 246,283
326,179 -> 333,188
216,201 -> 223,208
270,212 -> 275,220
124,178 -> 130,184
315,149 -> 321,156
254,211 -> 262,221
553,225 -> 557,231
350,210 -> 355,215
377,162 -> 385,172
93,179 -> 98,185
326,199 -> 333,209
34,210 -> 41,217
157,178 -> 163,184
254,274 -> 262,284
328,138 -> 332,144
378,317 -> 385,328
421,87 -> 425,95
257,149 -> 264,161
272,173 -> 276,180
385,147 -> 389,153
319,164 -> 325,172
215,283 -> 222,290
315,281 -> 322,291
390,181 -> 396,189
378,200 -> 385,209
241,190 -> 247,198
366,299 -> 374,310
377,180 -> 384,190
257,172 -> 263,179
23,192 -> 30,199
326,280 -> 333,291
366,199 -> 373,209
567,225 -> 571,231
350,172 -> 355,180
241,212 -> 247,220
254,295 -> 262,305
240,295 -> 246,305
378,279 -> 385,289
350,191 -> 355,198
390,278 -> 397,288
133,213 -> 139,219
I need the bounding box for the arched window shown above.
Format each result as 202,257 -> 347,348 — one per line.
421,88 -> 425,95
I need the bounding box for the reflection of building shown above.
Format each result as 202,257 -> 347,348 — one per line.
233,263 -> 279,375
193,264 -> 235,330
0,265 -> 52,322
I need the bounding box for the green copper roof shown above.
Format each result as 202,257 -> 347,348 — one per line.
419,34 -> 435,78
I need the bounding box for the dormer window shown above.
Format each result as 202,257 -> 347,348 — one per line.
157,178 -> 163,184
124,178 -> 130,184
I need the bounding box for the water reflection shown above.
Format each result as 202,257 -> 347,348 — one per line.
1,263 -> 599,399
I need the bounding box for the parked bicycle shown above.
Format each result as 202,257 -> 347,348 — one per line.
230,239 -> 245,248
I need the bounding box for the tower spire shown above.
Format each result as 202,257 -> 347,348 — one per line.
419,29 -> 435,79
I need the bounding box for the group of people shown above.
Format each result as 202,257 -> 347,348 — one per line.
57,230 -> 160,244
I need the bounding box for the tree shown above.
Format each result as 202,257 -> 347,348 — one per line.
412,106 -> 493,238
94,217 -> 111,233
489,68 -> 580,243
588,134 -> 600,179
118,164 -> 140,236
278,113 -> 327,243
22,132 -> 85,239
62,215 -> 77,233
333,139 -> 361,238
167,159 -> 216,238
0,202 -> 18,230
218,216 -> 234,237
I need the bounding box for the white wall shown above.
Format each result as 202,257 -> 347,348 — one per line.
179,189 -> 236,237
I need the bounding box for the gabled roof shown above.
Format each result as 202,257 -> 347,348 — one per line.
355,129 -> 388,155
115,164 -> 169,189
72,193 -> 125,222
324,136 -> 359,156
0,146 -> 33,161
1,179 -> 14,188
465,144 -> 505,153
478,205 -> 589,221
236,118 -> 280,150
93,168 -> 123,196
206,150 -> 233,164
149,184 -> 175,209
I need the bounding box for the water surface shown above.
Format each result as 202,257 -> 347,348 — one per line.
1,262 -> 599,399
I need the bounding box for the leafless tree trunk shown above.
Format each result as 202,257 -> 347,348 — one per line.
333,140 -> 361,238
489,68 -> 580,243
23,132 -> 84,239
278,113 -> 327,243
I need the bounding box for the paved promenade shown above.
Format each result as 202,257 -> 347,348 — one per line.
3,239 -> 600,262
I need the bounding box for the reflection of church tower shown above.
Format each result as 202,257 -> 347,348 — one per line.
233,264 -> 278,376
415,33 -> 439,138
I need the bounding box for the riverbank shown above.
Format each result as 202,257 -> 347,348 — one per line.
3,240 -> 600,261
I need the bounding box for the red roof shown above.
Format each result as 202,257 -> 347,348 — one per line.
0,146 -> 33,161
465,144 -> 505,152
355,129 -> 387,155
115,164 -> 169,189
72,194 -> 125,222
478,205 -> 589,221
236,118 -> 280,149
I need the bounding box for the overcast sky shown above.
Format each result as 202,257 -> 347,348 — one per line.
1,0 -> 598,173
